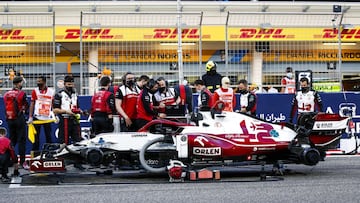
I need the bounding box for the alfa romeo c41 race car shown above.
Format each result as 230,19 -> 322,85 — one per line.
29,102 -> 351,181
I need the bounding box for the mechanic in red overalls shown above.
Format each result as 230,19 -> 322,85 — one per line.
0,127 -> 18,182
136,79 -> 166,129
53,75 -> 81,144
91,76 -> 116,135
3,76 -> 29,169
213,77 -> 236,112
115,72 -> 140,132
289,77 -> 323,123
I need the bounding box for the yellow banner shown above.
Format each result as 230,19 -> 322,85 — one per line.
0,28 -> 53,43
237,50 -> 360,62
228,27 -> 360,42
1,26 -> 360,42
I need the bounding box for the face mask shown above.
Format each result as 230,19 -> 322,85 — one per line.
301,87 -> 309,93
158,87 -> 166,93
37,83 -> 44,89
18,85 -> 23,90
196,89 -> 201,93
149,88 -> 157,94
66,86 -> 73,93
286,72 -> 293,79
126,80 -> 135,87
239,89 -> 247,94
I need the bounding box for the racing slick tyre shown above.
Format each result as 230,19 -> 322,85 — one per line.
139,137 -> 176,173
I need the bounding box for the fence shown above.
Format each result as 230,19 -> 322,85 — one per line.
225,12 -> 344,92
80,12 -> 203,95
0,12 -> 55,95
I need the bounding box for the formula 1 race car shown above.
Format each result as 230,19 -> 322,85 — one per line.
29,102 -> 351,181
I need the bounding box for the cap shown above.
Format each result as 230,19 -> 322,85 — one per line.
205,61 -> 217,72
13,76 -> 23,84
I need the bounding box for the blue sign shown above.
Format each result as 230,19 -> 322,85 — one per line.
0,92 -> 359,154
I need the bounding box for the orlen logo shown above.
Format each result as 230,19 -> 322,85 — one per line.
230,28 -> 294,39
320,28 -> 360,39
61,29 -> 122,40
0,29 -> 34,40
147,28 -> 200,39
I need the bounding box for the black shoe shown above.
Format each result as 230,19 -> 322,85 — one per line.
74,163 -> 85,171
1,175 -> 11,183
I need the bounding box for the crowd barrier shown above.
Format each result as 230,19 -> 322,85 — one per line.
0,92 -> 359,154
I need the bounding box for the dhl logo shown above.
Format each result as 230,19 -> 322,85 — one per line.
230,28 -> 294,39
320,28 -> 360,39
0,29 -> 34,40
60,29 -> 122,39
148,28 -> 200,39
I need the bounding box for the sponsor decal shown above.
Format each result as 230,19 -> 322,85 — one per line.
43,161 -> 63,168
315,122 -> 334,129
0,29 -> 32,40
194,136 -> 208,147
62,28 -> 121,40
148,28 -> 200,39
131,134 -> 148,137
320,28 -> 360,39
193,147 -> 221,156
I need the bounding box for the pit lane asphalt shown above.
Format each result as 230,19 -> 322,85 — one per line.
1,155 -> 360,203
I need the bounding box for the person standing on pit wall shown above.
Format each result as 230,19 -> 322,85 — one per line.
0,127 -> 19,182
281,67 -> 296,94
194,79 -> 213,110
91,76 -> 116,135
115,72 -> 140,132
136,79 -> 166,129
53,75 -> 82,144
3,76 -> 29,169
213,77 -> 236,112
289,77 -> 323,123
235,79 -> 257,116
202,61 -> 222,93
27,76 -> 55,152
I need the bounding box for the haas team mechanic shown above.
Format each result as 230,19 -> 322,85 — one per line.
3,76 -> 29,169
53,75 -> 81,144
289,77 -> 323,123
91,76 -> 116,135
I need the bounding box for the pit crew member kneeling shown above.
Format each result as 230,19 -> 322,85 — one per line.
136,79 -> 166,129
91,76 -> 116,135
0,127 -> 18,183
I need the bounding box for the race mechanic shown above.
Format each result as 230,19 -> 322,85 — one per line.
28,75 -> 55,151
136,79 -> 166,129
235,79 -> 257,116
213,77 -> 236,112
194,79 -> 213,110
289,77 -> 323,123
3,76 -> 29,169
91,76 -> 116,135
0,127 -> 18,182
281,67 -> 296,94
154,77 -> 179,113
53,75 -> 82,144
115,72 -> 140,131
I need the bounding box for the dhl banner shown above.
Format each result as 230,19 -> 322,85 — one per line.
2,26 -> 360,42
0,28 -> 53,42
2,49 -> 360,64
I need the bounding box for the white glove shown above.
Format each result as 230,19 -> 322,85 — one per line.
27,117 -> 33,124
